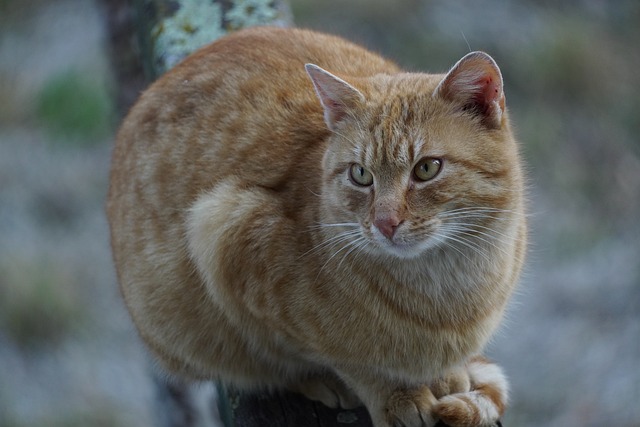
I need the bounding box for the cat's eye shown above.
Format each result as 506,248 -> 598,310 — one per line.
413,158 -> 442,182
349,163 -> 373,186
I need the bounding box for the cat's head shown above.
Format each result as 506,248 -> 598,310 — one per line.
306,52 -> 522,260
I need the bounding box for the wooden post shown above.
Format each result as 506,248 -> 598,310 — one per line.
218,386 -> 374,427
217,386 -> 493,427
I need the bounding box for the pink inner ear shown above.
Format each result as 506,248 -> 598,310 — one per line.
482,76 -> 500,101
471,75 -> 501,115
314,85 -> 349,126
324,98 -> 345,117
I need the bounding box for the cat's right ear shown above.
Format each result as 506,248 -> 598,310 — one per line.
305,64 -> 365,130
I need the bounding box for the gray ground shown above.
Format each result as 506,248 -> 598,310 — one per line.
1,1 -> 638,426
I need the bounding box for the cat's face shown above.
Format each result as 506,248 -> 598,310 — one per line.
321,98 -> 515,259
307,54 -> 519,259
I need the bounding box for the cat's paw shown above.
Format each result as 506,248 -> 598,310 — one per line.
431,358 -> 507,427
430,367 -> 471,399
432,391 -> 500,427
289,374 -> 361,409
383,386 -> 438,427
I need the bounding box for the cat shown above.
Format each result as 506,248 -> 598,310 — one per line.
107,26 -> 526,427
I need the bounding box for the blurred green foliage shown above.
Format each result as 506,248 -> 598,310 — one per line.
35,70 -> 114,144
0,0 -> 12,13
0,257 -> 85,350
0,408 -> 128,427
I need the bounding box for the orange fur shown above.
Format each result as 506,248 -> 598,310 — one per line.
107,27 -> 526,426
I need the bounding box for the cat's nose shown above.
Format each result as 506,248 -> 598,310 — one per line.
374,216 -> 402,239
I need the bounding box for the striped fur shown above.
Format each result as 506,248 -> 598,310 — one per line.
107,27 -> 526,427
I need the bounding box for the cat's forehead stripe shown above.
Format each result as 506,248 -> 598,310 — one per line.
362,101 -> 426,167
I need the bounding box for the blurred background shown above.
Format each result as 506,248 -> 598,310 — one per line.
0,0 -> 638,426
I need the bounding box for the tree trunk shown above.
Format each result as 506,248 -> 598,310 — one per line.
101,0 -> 292,114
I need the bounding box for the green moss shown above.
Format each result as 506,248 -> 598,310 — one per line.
35,70 -> 113,144
0,408 -> 128,427
226,0 -> 278,30
153,2 -> 225,72
152,0 -> 291,73
0,258 -> 84,350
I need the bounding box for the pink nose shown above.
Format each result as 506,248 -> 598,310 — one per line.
374,217 -> 401,239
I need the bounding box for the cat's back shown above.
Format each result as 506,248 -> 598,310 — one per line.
109,27 -> 398,207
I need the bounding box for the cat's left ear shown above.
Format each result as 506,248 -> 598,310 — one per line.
434,51 -> 505,129
305,64 -> 365,130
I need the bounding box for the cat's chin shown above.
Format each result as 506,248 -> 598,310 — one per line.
375,238 -> 440,259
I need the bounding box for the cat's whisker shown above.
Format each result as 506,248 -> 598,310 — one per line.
436,207 -> 526,245
437,207 -> 515,220
304,240 -> 355,266
435,225 -> 493,264
303,231 -> 360,255
307,222 -> 360,230
440,206 -> 509,214
298,229 -> 361,259
438,212 -> 507,221
304,186 -> 322,197
441,224 -> 512,259
317,235 -> 366,278
442,219 -> 515,243
448,235 -> 493,265
443,219 -> 516,250
446,221 -> 520,246
443,208 -> 532,221
336,236 -> 369,270
429,231 -> 473,263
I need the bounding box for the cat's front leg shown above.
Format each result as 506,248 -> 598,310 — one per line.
338,370 -> 439,427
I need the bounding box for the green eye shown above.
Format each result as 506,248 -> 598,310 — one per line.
349,163 -> 373,186
413,158 -> 442,181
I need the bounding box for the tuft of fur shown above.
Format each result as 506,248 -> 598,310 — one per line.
107,27 -> 527,427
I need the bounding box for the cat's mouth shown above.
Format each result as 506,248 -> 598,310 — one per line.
378,241 -> 422,258
375,238 -> 442,259
370,226 -> 441,259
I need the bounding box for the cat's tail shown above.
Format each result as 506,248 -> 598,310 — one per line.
432,356 -> 507,427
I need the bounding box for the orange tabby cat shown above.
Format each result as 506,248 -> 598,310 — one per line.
107,27 -> 526,427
